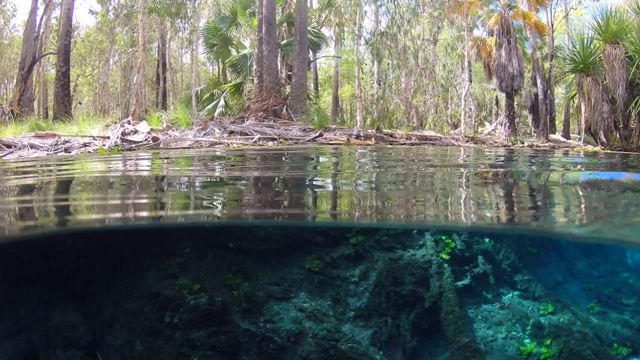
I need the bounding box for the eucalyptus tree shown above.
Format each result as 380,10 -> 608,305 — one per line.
0,2 -> 19,104
36,0 -> 54,119
449,0 -> 483,135
53,0 -> 75,120
11,0 -> 39,117
131,0 -> 147,121
148,0 -> 191,111
290,0 -> 309,119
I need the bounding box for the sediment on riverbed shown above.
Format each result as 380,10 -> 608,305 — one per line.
0,116 -> 594,159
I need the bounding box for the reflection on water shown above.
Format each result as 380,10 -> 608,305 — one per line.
1,146 -> 640,242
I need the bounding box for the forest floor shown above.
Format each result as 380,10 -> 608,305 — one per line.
0,116 -> 598,159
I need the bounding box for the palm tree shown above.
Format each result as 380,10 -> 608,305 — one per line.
194,0 -> 326,117
591,5 -> 632,147
557,34 -> 606,145
519,0 -> 551,140
488,1 -> 525,137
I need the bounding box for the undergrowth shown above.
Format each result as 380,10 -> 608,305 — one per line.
0,108 -> 196,138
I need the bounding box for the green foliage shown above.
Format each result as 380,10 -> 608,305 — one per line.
308,102 -> 331,130
225,273 -> 251,297
96,146 -> 121,155
519,338 -> 556,359
518,341 -> 538,358
611,342 -> 632,357
437,234 -> 457,260
177,277 -> 202,296
588,301 -> 602,314
540,303 -> 555,316
591,6 -> 631,45
146,110 -> 164,128
557,34 -> 603,79
305,258 -> 323,273
169,106 -> 193,128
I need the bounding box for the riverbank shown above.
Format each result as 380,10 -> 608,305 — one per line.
0,116 -> 597,159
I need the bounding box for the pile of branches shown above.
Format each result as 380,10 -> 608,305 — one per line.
0,115 -> 593,159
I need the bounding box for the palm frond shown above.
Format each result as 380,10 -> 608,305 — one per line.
492,11 -> 525,94
556,33 -> 603,78
590,5 -> 631,45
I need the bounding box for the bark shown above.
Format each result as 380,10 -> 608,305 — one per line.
545,5 -> 556,134
460,1 -> 471,135
37,0 -> 54,119
355,3 -> 364,130
373,0 -> 381,91
132,0 -> 146,121
53,0 -> 74,120
11,0 -> 39,117
312,52 -> 319,100
255,0 -> 265,99
263,0 -> 280,97
290,0 -> 309,119
155,18 -> 168,111
191,7 -> 200,117
561,0 -> 572,140
525,24 -> 547,140
505,91 -> 517,136
330,28 -> 341,121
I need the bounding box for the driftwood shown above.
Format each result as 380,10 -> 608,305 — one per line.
0,116 -> 597,159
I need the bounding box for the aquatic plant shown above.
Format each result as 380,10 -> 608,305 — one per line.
225,273 -> 251,298
177,278 -> 202,296
305,258 -> 323,273
518,338 -> 556,359
540,303 -> 555,316
518,341 -> 538,358
588,301 -> 602,314
611,342 -> 632,357
437,234 -> 457,260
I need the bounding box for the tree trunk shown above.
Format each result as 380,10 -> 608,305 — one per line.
132,0 -> 146,121
460,1 -> 471,135
330,28 -> 341,121
53,0 -> 74,120
525,24 -> 547,140
355,3 -> 364,130
37,0 -> 54,119
545,5 -> 556,134
312,52 -> 319,101
191,6 -> 200,117
11,0 -> 39,118
263,0 -> 280,97
290,0 -> 308,119
505,91 -> 516,136
254,0 -> 265,99
561,0 -> 572,140
155,18 -> 168,111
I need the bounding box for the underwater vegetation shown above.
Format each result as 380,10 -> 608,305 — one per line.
0,224 -> 639,359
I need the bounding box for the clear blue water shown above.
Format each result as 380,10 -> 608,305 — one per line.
0,146 -> 639,359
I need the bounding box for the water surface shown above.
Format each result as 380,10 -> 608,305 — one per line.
1,146 -> 639,242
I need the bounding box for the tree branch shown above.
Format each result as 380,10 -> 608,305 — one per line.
309,55 -> 341,64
